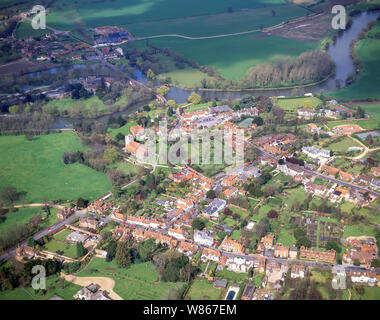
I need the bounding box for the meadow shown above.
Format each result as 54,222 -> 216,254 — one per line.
325,136 -> 362,154
325,119 -> 379,130
0,132 -> 111,204
76,257 -> 184,300
275,96 -> 322,112
47,0 -> 315,82
146,34 -> 316,80
15,21 -> 52,39
186,278 -> 224,300
0,207 -> 59,234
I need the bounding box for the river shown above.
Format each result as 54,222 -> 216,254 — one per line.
51,9 -> 379,129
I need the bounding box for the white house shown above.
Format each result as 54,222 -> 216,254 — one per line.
194,229 -> 214,247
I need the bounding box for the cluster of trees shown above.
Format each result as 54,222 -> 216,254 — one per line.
154,250 -> 197,283
242,50 -> 335,88
293,227 -> 312,248
0,113 -> 56,135
0,258 -> 62,292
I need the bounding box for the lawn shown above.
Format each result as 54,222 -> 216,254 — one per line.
275,96 -> 322,113
328,20 -> 380,100
15,21 -> 53,39
186,278 -> 224,300
107,120 -> 136,138
358,103 -> 380,121
76,257 -> 184,300
0,132 -> 111,204
325,136 -> 362,154
216,269 -> 247,281
326,119 -> 378,131
43,239 -> 79,259
0,274 -> 81,300
53,228 -> 73,242
343,224 -> 377,238
0,207 -> 59,234
350,286 -> 380,300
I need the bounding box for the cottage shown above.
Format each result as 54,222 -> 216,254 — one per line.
219,236 -> 244,254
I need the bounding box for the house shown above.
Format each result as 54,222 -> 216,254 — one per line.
274,244 -> 289,258
194,229 -> 214,247
299,246 -> 336,263
79,217 -> 98,230
370,178 -> 380,190
252,255 -> 266,273
297,109 -> 315,119
177,197 -> 195,211
339,171 -> 353,182
66,231 -> 89,244
289,247 -> 298,259
223,187 -> 238,199
241,285 -> 256,300
125,135 -> 149,159
201,248 -> 221,262
221,174 -> 238,187
219,236 -> 244,254
321,165 -> 340,177
302,146 -> 330,160
355,174 -> 371,186
222,256 -> 253,273
370,166 -> 380,177
203,198 -> 226,218
307,123 -> 321,133
75,284 -> 111,300
278,163 -> 303,177
168,228 -> 187,240
290,264 -> 306,279
177,241 -> 198,257
333,124 -> 362,135
348,270 -> 377,286
305,182 -> 329,198
257,233 -> 275,253
130,125 -> 144,138
343,248 -> 376,268
214,280 -> 228,288
57,207 -> 74,220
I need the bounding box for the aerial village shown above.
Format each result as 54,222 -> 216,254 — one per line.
11,92 -> 380,301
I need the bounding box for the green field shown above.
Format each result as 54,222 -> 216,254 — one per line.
0,274 -> 81,300
326,136 -> 362,154
47,0 -> 315,81
145,34 -> 316,81
326,119 -> 379,130
328,20 -> 380,100
0,207 -> 59,233
15,21 -> 53,39
275,96 -> 322,112
50,0 -> 288,30
0,132 -> 111,204
43,239 -> 79,259
358,104 -> 380,120
76,257 -> 184,299
186,278 -> 224,300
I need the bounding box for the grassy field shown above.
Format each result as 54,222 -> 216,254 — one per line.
358,103 -> 380,120
275,96 -> 322,112
107,120 -> 136,138
328,20 -> 380,100
146,34 -> 316,80
0,132 -> 111,204
15,21 -> 53,39
57,0 -> 288,28
76,257 -> 183,299
0,207 -> 59,233
186,278 -> 224,300
48,0 -> 314,81
325,136 -> 362,154
326,119 -> 379,130
43,239 -> 79,259
0,274 -> 81,300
